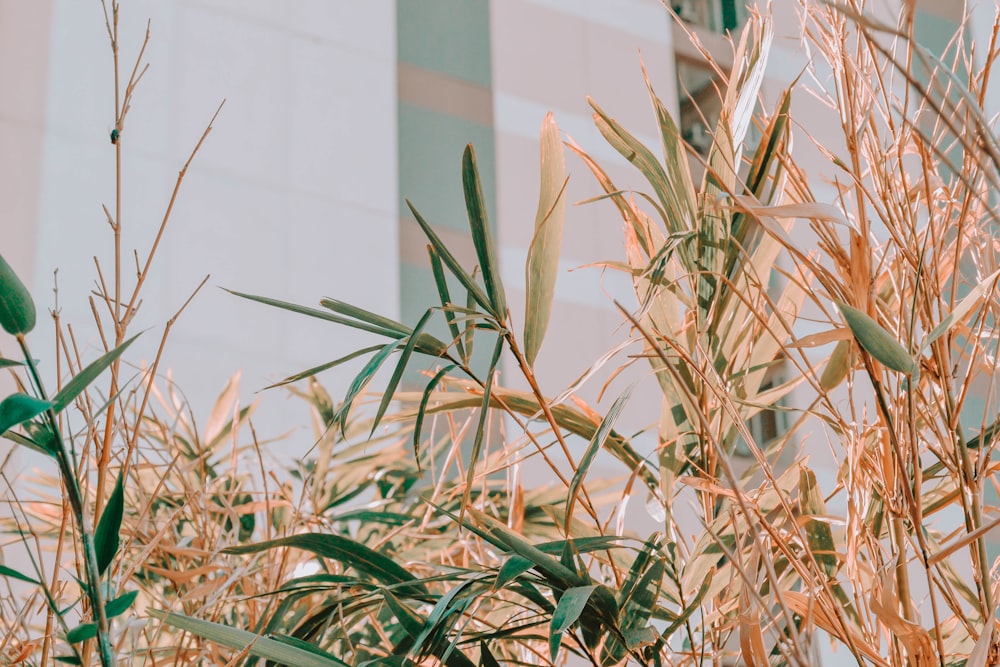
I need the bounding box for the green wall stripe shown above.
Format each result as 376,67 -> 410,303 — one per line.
397,0 -> 492,87
398,102 -> 496,232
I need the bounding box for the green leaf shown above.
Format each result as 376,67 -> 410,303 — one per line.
663,567 -> 713,637
105,590 -> 139,618
0,359 -> 25,368
495,556 -> 535,589
0,564 -> 40,585
462,337 -> 505,514
382,590 -> 427,638
410,578 -> 480,666
428,246 -> 466,361
0,253 -> 36,335
269,634 -> 349,666
0,393 -> 51,435
462,145 -> 506,319
589,99 -> 676,234
799,466 -> 837,578
265,345 -> 384,389
550,585 -> 598,660
412,363 -> 457,471
51,334 -> 140,413
407,201 -> 493,315
371,309 -> 435,437
226,290 -> 405,339
837,303 -> 913,374
454,506 -> 582,588
318,299 -> 448,357
968,413 -> 1000,450
820,339 -> 853,391
66,622 -> 97,644
565,387 -> 631,532
479,641 -> 502,667
150,610 -> 350,667
333,340 -> 402,435
924,268 -> 1000,349
94,473 -> 125,576
223,534 -> 427,596
319,298 -> 411,335
524,112 -> 568,367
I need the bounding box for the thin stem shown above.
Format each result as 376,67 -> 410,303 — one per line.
17,335 -> 115,667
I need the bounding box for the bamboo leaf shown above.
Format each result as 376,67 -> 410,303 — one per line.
0,564 -> 40,585
105,590 -> 139,618
382,590 -> 426,638
0,394 -> 51,435
407,200 -> 493,314
428,246 -> 466,361
51,334 -> 140,413
820,339 -> 854,391
463,145 -> 507,318
462,337 -> 505,514
662,567 -> 713,637
150,611 -> 350,667
924,267 -> 1000,348
409,581 -> 480,667
2,427 -> 55,457
264,345 -> 385,389
333,340 -> 401,435
451,506 -> 582,587
565,387 -> 632,532
94,472 -> 125,576
371,310 -> 435,437
66,623 -> 97,644
320,298 -> 447,357
319,298 -> 411,335
524,112 -> 568,367
412,363 -> 457,471
223,533 -> 427,596
550,585 -> 598,660
589,99 -> 680,235
837,303 -> 914,374
480,641 -> 502,667
0,253 -> 36,335
799,465 -> 837,578
226,290 -> 404,339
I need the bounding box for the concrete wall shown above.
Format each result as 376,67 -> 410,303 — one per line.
2,2 -> 399,458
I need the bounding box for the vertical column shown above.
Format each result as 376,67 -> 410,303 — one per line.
396,0 -> 496,362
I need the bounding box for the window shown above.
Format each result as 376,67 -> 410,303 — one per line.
734,376 -> 787,457
677,59 -> 723,157
672,0 -> 748,34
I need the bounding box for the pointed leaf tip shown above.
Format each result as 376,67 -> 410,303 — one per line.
0,254 -> 36,335
524,112 -> 568,367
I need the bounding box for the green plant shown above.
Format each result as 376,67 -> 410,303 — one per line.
0,2 -> 225,664
193,3 -> 1000,666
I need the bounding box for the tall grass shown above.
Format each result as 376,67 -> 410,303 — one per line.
215,2 -> 1000,666
3,1 -> 1000,666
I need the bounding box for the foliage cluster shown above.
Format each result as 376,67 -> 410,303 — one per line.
3,1 -> 1000,666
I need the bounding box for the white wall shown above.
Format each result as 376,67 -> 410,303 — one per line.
13,1 -> 399,455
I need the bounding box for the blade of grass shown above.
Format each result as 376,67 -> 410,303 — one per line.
462,336 -> 505,516
371,309 -> 435,437
51,334 -> 139,413
150,611 -> 350,667
462,145 -> 507,319
407,200 -> 493,315
565,387 -> 632,532
428,246 -> 466,362
524,112 -> 568,367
